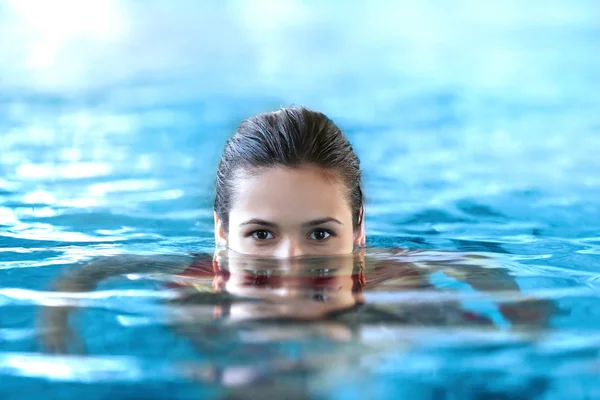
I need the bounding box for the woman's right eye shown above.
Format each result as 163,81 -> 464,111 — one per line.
251,230 -> 274,240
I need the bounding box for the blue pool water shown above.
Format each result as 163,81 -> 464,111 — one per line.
1,1 -> 600,399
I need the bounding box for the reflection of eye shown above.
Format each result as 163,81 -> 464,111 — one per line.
311,291 -> 328,303
310,268 -> 331,276
250,269 -> 272,277
251,230 -> 274,240
309,229 -> 332,241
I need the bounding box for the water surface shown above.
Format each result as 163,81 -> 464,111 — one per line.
1,1 -> 600,399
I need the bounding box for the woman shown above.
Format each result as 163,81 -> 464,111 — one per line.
40,107 -> 555,354
40,107 -> 366,350
212,106 -> 365,256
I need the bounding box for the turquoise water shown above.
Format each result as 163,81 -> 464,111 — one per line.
2,1 -> 600,399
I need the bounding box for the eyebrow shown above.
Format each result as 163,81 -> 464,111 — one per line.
239,217 -> 343,228
303,217 -> 343,227
239,218 -> 278,228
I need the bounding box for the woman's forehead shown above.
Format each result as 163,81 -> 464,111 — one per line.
229,166 -> 353,224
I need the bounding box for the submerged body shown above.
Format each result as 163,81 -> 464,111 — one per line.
40,248 -> 556,353
38,107 -> 557,394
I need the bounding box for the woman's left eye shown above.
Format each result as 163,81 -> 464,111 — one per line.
251,230 -> 274,240
308,229 -> 332,241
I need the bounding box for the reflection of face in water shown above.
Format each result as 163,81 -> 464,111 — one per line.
211,249 -> 366,321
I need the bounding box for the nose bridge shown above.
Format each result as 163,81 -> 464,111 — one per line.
276,236 -> 306,258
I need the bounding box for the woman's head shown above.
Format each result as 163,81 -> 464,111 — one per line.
214,106 -> 365,256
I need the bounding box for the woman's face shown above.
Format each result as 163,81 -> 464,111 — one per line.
215,165 -> 365,257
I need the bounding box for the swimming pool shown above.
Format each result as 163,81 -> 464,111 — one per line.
1,1 -> 600,399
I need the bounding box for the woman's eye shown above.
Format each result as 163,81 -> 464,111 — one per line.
309,230 -> 331,241
251,230 -> 274,240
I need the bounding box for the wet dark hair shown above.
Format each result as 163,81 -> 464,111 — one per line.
215,106 -> 363,232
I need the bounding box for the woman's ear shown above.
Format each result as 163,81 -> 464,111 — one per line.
214,211 -> 227,248
353,207 -> 366,247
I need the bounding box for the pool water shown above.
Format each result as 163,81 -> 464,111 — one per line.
1,1 -> 600,399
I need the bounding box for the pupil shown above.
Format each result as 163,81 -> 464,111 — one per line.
315,231 -> 325,240
257,231 -> 268,239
